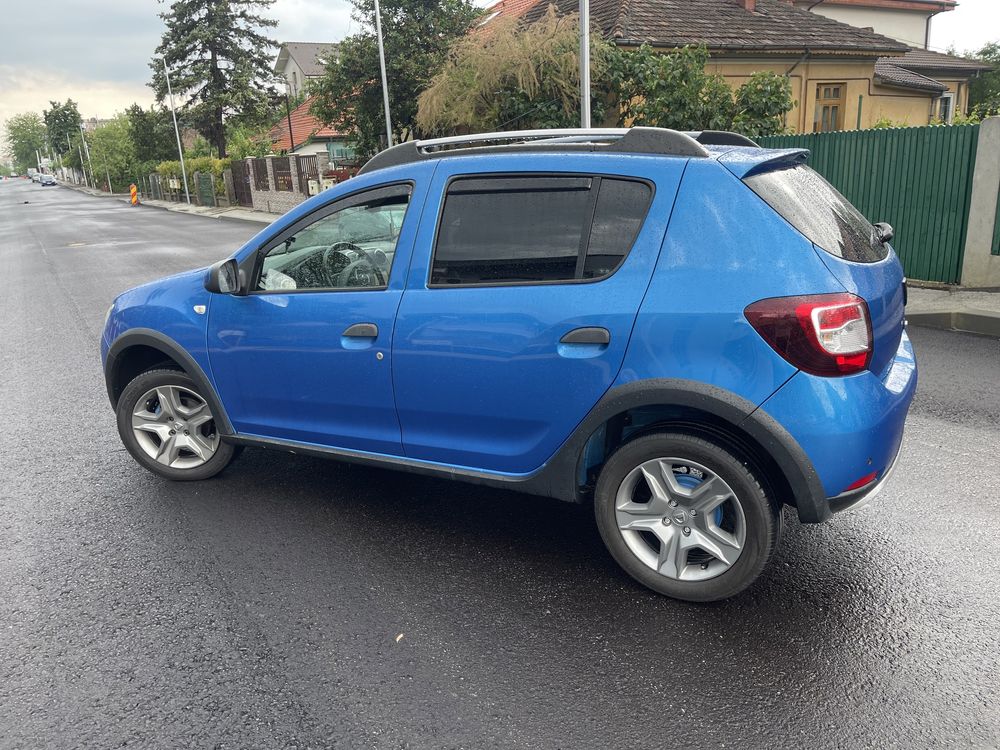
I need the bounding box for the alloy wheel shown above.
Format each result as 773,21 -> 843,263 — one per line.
615,457 -> 747,582
130,385 -> 219,469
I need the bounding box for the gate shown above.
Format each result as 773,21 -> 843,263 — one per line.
297,155 -> 318,196
759,125 -> 980,284
231,160 -> 253,207
196,173 -> 216,207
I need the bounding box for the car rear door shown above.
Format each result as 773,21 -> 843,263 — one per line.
390,154 -> 687,474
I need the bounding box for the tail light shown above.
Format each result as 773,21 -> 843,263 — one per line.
745,293 -> 872,376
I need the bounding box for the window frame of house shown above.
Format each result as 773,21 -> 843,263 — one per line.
936,92 -> 955,124
814,82 -> 847,133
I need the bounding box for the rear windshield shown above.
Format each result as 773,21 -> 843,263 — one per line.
744,165 -> 888,263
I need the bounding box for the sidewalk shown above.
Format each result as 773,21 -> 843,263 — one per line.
64,183 -> 280,225
906,285 -> 1000,337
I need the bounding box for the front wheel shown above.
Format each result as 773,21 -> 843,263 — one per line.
116,368 -> 237,481
594,431 -> 780,602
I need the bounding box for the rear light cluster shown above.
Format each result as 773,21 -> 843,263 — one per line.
745,293 -> 873,376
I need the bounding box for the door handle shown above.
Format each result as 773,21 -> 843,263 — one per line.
343,323 -> 378,338
560,327 -> 610,345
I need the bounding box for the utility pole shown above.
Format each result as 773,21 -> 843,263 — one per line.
373,0 -> 393,149
161,56 -> 191,204
70,134 -> 88,187
79,124 -> 95,188
580,0 -> 591,128
284,81 -> 296,153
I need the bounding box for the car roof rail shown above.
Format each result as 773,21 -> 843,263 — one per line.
688,130 -> 761,148
357,127 -> 713,175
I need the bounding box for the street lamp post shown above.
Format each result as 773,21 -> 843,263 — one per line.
79,125 -> 96,188
580,0 -> 591,128
69,134 -> 88,187
373,0 -> 393,149
161,56 -> 191,204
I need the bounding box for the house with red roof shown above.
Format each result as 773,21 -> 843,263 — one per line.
268,96 -> 358,163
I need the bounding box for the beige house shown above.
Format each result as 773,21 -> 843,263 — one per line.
273,42 -> 339,97
505,0 -> 990,132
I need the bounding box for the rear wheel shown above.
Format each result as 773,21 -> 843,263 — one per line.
116,368 -> 237,481
594,431 -> 780,602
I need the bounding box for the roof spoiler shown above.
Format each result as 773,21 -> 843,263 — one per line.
718,148 -> 810,179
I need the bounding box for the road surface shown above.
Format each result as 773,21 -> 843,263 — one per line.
1,180 -> 998,748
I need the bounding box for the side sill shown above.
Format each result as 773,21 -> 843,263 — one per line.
226,434 -> 564,499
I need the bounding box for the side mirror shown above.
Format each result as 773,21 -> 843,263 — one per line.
874,222 -> 894,244
205,259 -> 241,294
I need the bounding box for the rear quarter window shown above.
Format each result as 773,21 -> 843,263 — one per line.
744,165 -> 888,263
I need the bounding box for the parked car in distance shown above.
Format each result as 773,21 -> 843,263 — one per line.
101,127 -> 916,602
39,174 -> 56,186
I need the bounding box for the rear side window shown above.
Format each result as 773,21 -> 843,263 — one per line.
744,165 -> 888,263
430,175 -> 652,286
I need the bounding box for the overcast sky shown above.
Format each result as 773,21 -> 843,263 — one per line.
1,0 -> 996,156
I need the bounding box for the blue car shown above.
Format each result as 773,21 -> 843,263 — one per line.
101,128 -> 916,601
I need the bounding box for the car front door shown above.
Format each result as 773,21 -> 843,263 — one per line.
207,179 -> 423,455
390,156 -> 686,475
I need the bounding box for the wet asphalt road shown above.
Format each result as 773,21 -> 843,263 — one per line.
1,180 -> 998,749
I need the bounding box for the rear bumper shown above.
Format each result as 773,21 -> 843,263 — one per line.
758,330 -> 917,523
827,435 -> 902,514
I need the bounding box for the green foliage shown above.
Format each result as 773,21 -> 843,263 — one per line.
419,31 -> 793,138
3,112 -> 47,172
155,155 -> 230,195
226,122 -> 274,158
731,71 -> 795,138
87,115 -> 138,192
417,7 -> 608,132
968,41 -> 1000,117
610,44 -> 792,136
187,135 -> 216,158
311,0 -> 481,157
150,0 -> 279,157
126,104 -> 179,168
42,100 -> 83,156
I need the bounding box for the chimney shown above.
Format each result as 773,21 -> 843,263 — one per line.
740,0 -> 757,11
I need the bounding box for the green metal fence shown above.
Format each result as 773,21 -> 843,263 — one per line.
759,125 -> 980,283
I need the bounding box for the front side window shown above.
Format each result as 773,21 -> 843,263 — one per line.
257,186 -> 410,291
430,175 -> 652,286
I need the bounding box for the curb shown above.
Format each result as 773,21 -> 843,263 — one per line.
908,311 -> 1000,338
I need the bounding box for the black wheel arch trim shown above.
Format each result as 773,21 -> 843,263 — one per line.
104,328 -> 235,436
532,378 -> 829,523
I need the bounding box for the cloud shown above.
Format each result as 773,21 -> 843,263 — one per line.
0,67 -> 154,157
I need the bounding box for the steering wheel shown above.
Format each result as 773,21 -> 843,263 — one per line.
323,241 -> 386,288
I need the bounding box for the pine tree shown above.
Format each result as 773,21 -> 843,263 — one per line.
150,0 -> 278,157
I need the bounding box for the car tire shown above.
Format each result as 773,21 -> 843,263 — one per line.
116,368 -> 237,481
594,431 -> 781,602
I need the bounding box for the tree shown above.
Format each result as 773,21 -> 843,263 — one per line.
311,0 -> 481,157
610,44 -> 792,137
968,41 -> 1000,117
126,104 -> 180,167
87,115 -> 138,192
418,18 -> 793,139
418,7 -> 610,132
3,112 -> 47,172
150,0 -> 279,157
42,100 -> 83,157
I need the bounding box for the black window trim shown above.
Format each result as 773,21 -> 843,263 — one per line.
427,171 -> 656,290
246,181 -> 414,296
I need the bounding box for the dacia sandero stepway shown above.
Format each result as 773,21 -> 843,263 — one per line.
102,128 -> 916,601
